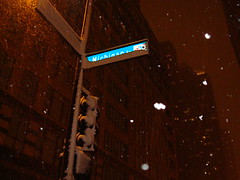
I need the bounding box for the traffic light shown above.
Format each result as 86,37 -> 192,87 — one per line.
76,95 -> 98,151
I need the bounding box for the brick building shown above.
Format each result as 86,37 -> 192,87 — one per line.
0,0 -> 178,180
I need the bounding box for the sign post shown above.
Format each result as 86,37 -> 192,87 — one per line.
37,0 -> 149,179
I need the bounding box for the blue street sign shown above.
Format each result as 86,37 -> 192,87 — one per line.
86,41 -> 148,62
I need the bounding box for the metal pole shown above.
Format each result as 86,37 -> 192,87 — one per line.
65,0 -> 92,179
65,67 -> 84,180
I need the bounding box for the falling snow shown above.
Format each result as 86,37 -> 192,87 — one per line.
154,102 -> 166,110
0,0 -> 239,180
141,163 -> 149,171
204,33 -> 211,39
202,80 -> 208,85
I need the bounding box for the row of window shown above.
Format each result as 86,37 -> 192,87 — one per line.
107,78 -> 128,107
106,103 -> 128,133
0,48 -> 15,89
95,2 -> 128,43
156,168 -> 176,180
102,153 -> 178,180
0,51 -> 74,124
18,70 -> 39,104
43,86 -> 71,126
104,130 -> 128,162
50,56 -> 75,87
0,50 -> 72,124
15,69 -> 71,126
109,64 -> 129,87
102,160 -> 128,180
0,103 -> 64,166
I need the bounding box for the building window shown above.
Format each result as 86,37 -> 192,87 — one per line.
0,105 -> 44,157
0,49 -> 15,89
102,160 -> 128,180
168,140 -> 175,153
58,60 -> 75,86
0,104 -> 12,137
4,111 -> 28,151
96,67 -> 104,83
107,78 -> 128,107
167,126 -> 174,136
26,120 -> 42,150
106,103 -> 128,132
104,131 -> 128,161
18,70 -> 39,104
31,39 -> 48,62
43,86 -> 71,125
51,57 -> 75,88
42,130 -> 57,165
109,64 -> 129,86
134,150 -> 146,170
169,159 -> 176,171
135,128 -> 146,148
134,105 -> 145,125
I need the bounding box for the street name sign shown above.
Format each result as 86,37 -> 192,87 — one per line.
82,39 -> 149,69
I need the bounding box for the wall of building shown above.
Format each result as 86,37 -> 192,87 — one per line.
0,0 -> 178,180
221,0 -> 240,67
169,63 -> 230,180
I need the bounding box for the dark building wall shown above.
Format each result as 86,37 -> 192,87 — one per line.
84,1 -> 178,179
169,63 -> 229,180
221,0 -> 240,66
0,0 -> 83,179
0,0 -> 178,180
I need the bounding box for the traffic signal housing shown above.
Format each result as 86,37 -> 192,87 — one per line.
76,95 -> 98,151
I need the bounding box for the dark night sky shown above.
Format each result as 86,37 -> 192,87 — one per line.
140,0 -> 240,177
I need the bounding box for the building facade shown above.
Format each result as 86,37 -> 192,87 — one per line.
221,0 -> 240,66
170,63 -> 229,180
0,0 -> 178,180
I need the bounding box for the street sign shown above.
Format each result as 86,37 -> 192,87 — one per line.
82,39 -> 149,69
36,1 -> 149,179
36,0 -> 83,55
